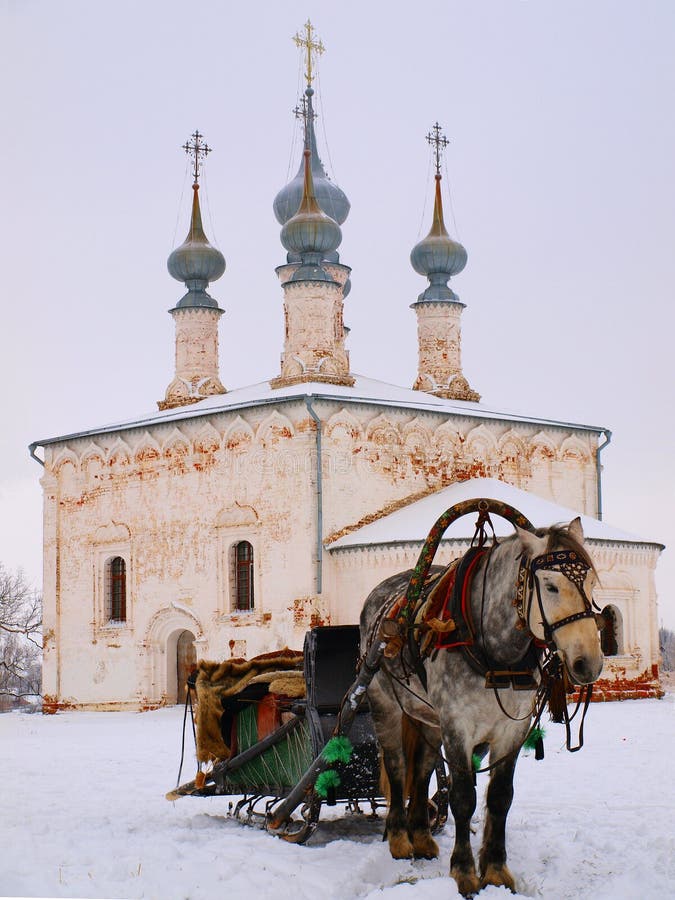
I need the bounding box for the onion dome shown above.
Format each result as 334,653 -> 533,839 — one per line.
273,88 -> 350,227
410,174 -> 467,302
168,184 -> 225,309
280,147 -> 342,283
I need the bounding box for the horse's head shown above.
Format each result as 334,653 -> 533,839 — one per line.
515,518 -> 603,685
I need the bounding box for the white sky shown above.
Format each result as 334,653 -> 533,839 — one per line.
2,0 -> 674,626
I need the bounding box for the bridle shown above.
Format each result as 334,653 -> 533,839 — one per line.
515,549 -> 599,649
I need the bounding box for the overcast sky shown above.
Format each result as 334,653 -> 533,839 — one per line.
2,0 -> 674,627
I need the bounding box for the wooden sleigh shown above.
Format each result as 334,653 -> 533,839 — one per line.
167,624 -> 449,843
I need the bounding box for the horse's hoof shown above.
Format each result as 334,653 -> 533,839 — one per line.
481,863 -> 516,892
388,830 -> 414,859
451,868 -> 481,898
411,830 -> 439,859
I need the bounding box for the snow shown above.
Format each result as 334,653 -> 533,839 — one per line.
1,695 -> 674,900
327,478 -> 659,549
32,374 -> 604,450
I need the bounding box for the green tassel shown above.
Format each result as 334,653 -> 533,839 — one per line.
315,769 -> 341,798
471,753 -> 483,773
322,736 -> 353,765
523,727 -> 546,751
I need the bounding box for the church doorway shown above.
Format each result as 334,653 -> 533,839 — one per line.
175,630 -> 196,704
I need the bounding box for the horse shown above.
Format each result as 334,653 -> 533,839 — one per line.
360,516 -> 603,897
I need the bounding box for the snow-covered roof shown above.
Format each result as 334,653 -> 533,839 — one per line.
31,374 -> 607,450
326,478 -> 663,549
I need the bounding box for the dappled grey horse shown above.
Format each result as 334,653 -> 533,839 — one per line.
360,517 -> 603,897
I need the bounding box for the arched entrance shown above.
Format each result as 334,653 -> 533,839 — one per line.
176,630 -> 196,704
143,607 -> 204,706
600,605 -> 622,657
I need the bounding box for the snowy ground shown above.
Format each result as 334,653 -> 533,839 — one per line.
1,694 -> 674,900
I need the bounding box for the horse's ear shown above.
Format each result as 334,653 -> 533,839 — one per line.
514,525 -> 547,559
567,517 -> 584,544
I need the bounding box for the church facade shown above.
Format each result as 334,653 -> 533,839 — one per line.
31,32 -> 663,711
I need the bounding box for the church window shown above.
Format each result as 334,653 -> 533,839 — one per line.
600,605 -> 622,656
234,541 -> 254,611
105,556 -> 127,622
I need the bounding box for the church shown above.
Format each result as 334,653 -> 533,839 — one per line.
31,24 -> 663,711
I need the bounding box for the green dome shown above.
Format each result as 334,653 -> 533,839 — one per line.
410,175 -> 467,302
168,185 -> 224,309
280,148 -> 341,283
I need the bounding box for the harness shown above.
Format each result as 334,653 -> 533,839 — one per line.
528,549 -> 598,641
375,499 -> 599,754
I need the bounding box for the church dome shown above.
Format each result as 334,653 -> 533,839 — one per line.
273,88 -> 350,226
410,174 -> 467,302
280,148 -> 341,282
168,184 -> 225,309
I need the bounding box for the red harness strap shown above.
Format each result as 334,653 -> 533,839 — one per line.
433,548 -> 488,651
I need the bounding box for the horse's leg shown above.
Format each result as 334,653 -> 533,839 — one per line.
380,727 -> 414,858
368,679 -> 414,859
479,748 -> 519,891
402,714 -> 440,859
444,734 -> 481,898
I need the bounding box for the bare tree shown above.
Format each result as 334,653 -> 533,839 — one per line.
0,565 -> 42,702
660,627 -> 675,672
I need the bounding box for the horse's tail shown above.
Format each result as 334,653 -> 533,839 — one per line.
380,713 -> 423,805
378,749 -> 390,804
378,712 -> 422,805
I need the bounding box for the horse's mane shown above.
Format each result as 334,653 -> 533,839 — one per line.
535,523 -> 596,574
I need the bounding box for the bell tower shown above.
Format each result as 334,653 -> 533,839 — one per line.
270,20 -> 353,388
410,124 -> 480,402
159,131 -> 227,411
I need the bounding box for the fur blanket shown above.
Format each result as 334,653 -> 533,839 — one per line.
194,648 -> 304,764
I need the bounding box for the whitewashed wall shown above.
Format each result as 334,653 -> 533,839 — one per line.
39,396 -> 615,709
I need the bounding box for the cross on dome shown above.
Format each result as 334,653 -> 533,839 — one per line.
426,122 -> 449,176
293,19 -> 325,87
293,94 -> 317,124
182,130 -> 212,186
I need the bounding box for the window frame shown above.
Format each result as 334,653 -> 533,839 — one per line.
105,555 -> 127,623
93,540 -> 132,632
233,540 -> 255,612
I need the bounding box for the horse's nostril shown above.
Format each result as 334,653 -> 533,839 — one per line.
572,657 -> 590,682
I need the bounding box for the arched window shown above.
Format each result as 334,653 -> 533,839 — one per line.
234,541 -> 254,611
600,605 -> 621,656
105,556 -> 127,622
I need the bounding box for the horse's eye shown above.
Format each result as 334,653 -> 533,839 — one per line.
546,584 -> 559,594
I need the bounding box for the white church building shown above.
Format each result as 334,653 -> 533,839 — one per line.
31,30 -> 663,711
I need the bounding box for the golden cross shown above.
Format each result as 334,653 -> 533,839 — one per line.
293,19 -> 325,87
426,122 -> 449,176
182,130 -> 212,185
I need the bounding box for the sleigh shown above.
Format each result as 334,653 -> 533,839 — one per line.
167,623 -> 449,843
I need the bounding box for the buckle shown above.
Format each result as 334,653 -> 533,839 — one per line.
485,671 -> 511,689
485,670 -> 537,690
